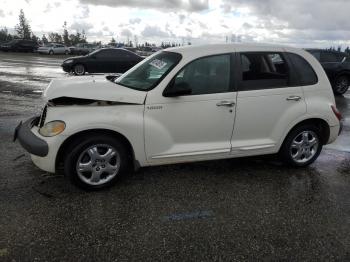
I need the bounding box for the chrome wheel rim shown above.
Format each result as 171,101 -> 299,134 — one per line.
74,65 -> 85,75
76,144 -> 120,186
290,130 -> 319,164
336,77 -> 349,93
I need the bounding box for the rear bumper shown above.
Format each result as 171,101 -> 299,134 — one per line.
327,123 -> 342,144
14,116 -> 48,157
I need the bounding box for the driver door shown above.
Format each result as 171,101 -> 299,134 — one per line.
144,54 -> 237,164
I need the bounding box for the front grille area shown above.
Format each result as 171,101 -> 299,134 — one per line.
38,105 -> 48,128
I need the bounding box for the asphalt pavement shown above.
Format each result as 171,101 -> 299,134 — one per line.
0,52 -> 349,261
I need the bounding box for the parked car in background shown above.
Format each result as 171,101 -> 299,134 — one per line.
137,46 -> 158,57
61,48 -> 143,75
306,49 -> 350,95
69,43 -> 99,55
37,43 -> 70,55
15,44 -> 342,190
0,39 -> 38,52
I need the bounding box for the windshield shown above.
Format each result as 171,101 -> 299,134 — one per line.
115,51 -> 182,91
89,49 -> 101,56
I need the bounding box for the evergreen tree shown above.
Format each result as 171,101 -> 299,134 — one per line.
62,21 -> 70,46
42,34 -> 48,44
0,28 -> 13,42
15,9 -> 31,39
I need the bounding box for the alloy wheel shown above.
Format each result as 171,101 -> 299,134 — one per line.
289,130 -> 319,164
76,144 -> 120,186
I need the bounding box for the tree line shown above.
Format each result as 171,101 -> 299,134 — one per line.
0,9 -> 87,46
0,9 -> 189,49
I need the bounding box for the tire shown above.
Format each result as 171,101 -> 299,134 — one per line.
49,50 -> 54,55
64,134 -> 130,190
333,75 -> 349,95
280,124 -> 323,167
73,64 -> 85,75
65,50 -> 69,55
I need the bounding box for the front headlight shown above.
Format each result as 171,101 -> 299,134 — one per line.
39,121 -> 66,137
64,59 -> 73,64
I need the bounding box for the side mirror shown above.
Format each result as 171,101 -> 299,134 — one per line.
163,82 -> 192,97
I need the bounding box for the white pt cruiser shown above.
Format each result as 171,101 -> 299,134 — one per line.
15,44 -> 343,190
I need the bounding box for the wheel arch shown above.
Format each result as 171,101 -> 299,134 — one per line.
335,70 -> 350,80
55,128 -> 139,172
280,118 -> 330,149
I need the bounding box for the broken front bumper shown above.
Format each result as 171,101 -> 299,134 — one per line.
14,116 -> 49,157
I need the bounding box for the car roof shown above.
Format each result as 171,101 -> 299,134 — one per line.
166,43 -> 301,58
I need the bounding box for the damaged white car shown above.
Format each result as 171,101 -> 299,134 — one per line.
15,44 -> 343,189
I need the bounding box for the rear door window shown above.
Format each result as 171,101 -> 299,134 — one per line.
287,53 -> 318,86
239,52 -> 289,91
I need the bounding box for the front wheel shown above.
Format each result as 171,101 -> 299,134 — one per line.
64,135 -> 130,190
333,75 -> 349,95
49,50 -> 54,55
280,125 -> 323,167
64,50 -> 69,55
73,64 -> 85,75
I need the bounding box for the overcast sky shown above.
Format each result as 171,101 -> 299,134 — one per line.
0,0 -> 350,48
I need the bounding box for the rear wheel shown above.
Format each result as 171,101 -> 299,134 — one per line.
64,50 -> 69,55
64,135 -> 130,190
333,75 -> 349,95
73,64 -> 85,75
49,50 -> 54,55
280,125 -> 323,167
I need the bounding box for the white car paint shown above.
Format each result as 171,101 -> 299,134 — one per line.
24,43 -> 340,173
44,76 -> 146,104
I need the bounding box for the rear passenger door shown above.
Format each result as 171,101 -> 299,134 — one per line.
54,44 -> 65,54
230,51 -> 310,156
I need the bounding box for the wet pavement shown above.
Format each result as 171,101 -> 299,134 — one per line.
0,52 -> 349,261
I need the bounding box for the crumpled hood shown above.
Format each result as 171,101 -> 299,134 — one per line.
43,75 -> 147,104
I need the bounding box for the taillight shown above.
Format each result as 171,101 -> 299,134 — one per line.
331,105 -> 342,121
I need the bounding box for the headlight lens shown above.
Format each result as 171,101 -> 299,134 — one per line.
64,59 -> 73,64
39,121 -> 66,137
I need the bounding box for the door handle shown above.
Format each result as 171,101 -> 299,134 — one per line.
286,96 -> 302,101
216,101 -> 235,107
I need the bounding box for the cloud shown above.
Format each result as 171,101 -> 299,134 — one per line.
78,0 -> 209,12
129,18 -> 141,24
141,25 -> 169,38
221,0 -> 350,31
0,10 -> 5,17
121,28 -> 132,37
179,14 -> 186,24
70,21 -> 93,32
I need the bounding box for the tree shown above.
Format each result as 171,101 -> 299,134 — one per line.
15,9 -> 31,39
0,28 -> 13,42
62,21 -> 70,46
109,37 -> 116,45
42,34 -> 48,44
31,33 -> 39,43
48,32 -> 62,43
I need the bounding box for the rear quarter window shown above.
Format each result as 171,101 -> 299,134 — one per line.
287,53 -> 318,86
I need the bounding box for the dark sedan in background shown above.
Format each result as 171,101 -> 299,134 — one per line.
61,48 -> 143,75
307,49 -> 350,95
0,39 -> 38,52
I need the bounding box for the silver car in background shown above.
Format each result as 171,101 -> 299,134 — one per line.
37,43 -> 70,55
